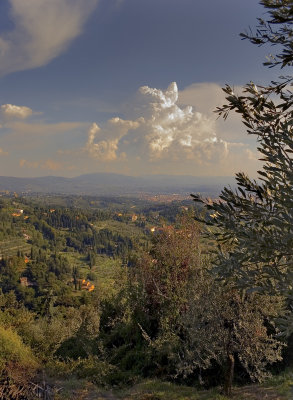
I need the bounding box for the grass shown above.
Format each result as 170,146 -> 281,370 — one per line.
260,369 -> 293,398
93,220 -> 149,249
53,378 -> 229,400
0,237 -> 31,258
119,380 -> 229,400
92,255 -> 126,299
50,374 -> 293,400
54,377 -> 86,399
114,376 -> 293,399
94,220 -> 144,238
60,251 -> 126,299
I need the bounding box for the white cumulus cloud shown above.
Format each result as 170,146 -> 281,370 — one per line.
178,82 -> 251,145
1,104 -> 34,119
0,0 -> 98,76
86,118 -> 140,161
85,82 -> 229,164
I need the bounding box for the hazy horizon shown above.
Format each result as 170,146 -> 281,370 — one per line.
0,171 -> 235,179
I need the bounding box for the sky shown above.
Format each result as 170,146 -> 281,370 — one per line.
0,0 -> 278,178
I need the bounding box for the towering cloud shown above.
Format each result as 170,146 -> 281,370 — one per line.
85,82 -> 228,164
0,0 -> 98,76
86,118 -> 140,161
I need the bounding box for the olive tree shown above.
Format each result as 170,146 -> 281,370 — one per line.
193,0 -> 293,296
176,282 -> 283,396
132,217 -> 283,396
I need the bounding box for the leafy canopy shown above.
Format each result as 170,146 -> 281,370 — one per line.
193,0 -> 293,294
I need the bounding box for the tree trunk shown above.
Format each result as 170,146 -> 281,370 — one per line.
223,353 -> 235,396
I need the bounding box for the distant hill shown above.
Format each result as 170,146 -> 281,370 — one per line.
0,173 -> 235,196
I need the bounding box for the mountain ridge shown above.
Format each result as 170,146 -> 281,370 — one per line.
0,173 -> 235,195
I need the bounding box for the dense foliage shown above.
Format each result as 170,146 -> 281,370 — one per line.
193,0 -> 293,293
191,0 -> 293,394
0,194 -> 285,398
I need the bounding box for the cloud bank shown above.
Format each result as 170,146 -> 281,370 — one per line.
19,158 -> 72,171
0,0 -> 98,76
85,82 -> 229,165
0,84 -> 260,177
0,102 -> 87,173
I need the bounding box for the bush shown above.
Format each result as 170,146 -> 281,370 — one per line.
0,325 -> 39,398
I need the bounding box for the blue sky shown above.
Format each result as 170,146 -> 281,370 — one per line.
0,0 -> 276,177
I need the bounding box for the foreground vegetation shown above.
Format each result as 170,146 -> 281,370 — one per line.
0,192 -> 291,399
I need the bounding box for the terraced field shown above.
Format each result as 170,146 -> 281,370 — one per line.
0,238 -> 31,258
